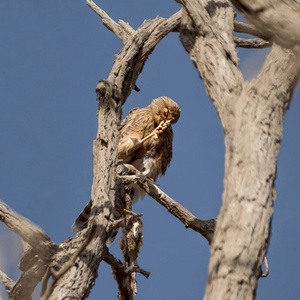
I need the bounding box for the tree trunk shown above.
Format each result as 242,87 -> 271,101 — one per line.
178,0 -> 299,299
206,45 -> 298,299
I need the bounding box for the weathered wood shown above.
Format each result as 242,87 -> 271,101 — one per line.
10,253 -> 47,300
232,0 -> 300,57
2,1 -> 299,299
45,3 -> 184,299
206,44 -> 299,300
177,1 -> 300,299
234,37 -> 271,48
233,20 -> 268,40
0,199 -> 57,262
121,172 -> 216,244
0,270 -> 14,295
179,0 -> 243,131
0,200 -> 56,299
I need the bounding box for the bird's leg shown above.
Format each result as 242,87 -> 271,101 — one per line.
142,161 -> 154,177
139,119 -> 171,144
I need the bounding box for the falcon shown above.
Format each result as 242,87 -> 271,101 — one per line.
118,96 -> 181,203
72,96 -> 180,232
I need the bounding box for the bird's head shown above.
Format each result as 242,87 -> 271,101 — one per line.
151,96 -> 181,126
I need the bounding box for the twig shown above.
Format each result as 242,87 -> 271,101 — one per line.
171,16 -> 268,41
261,256 -> 269,278
120,175 -> 216,244
86,0 -> 130,43
119,20 -> 135,36
40,268 -> 51,297
40,224 -> 96,300
103,250 -> 150,279
122,208 -> 144,218
234,37 -> 271,48
233,20 -> 268,40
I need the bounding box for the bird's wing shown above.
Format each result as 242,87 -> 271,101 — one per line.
119,107 -> 154,139
118,107 -> 154,163
118,108 -> 139,134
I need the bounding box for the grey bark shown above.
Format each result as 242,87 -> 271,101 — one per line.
231,0 -> 300,57
177,0 -> 299,299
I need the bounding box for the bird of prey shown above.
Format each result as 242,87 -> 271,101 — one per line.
118,96 -> 181,202
72,96 -> 180,232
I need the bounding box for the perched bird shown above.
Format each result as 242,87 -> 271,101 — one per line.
118,96 -> 181,202
72,96 -> 180,232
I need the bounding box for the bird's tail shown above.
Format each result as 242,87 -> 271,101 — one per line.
72,200 -> 92,233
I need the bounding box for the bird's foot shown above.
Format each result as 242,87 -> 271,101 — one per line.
139,119 -> 171,144
153,119 -> 171,140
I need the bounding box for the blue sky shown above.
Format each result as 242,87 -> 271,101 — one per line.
0,1 -> 299,299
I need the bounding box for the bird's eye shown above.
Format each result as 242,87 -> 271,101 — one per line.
163,108 -> 169,117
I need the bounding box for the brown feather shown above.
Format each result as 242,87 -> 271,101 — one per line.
118,97 -> 180,202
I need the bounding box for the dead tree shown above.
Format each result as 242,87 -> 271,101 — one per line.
0,0 -> 299,299
176,1 -> 298,299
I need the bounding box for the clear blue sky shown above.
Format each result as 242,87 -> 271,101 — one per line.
0,1 -> 299,299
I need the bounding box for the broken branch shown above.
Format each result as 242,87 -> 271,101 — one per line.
233,20 -> 268,40
0,270 -> 15,294
234,37 -> 271,48
120,175 -> 216,244
86,0 -> 129,43
40,224 -> 96,300
0,199 -> 57,262
103,250 -> 150,279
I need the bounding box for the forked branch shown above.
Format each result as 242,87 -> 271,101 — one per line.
86,0 -> 130,43
103,250 -> 150,279
232,0 -> 300,57
120,174 -> 216,244
0,199 -> 57,262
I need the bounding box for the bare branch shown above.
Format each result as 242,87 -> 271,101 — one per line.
48,7 -> 182,298
40,268 -> 51,298
103,9 -> 182,105
233,20 -> 268,40
138,10 -> 182,60
0,199 -> 57,262
121,175 -> 216,244
119,20 -> 135,36
103,248 -> 150,300
40,224 -> 96,300
234,36 -> 271,48
253,44 -> 299,109
10,253 -> 47,300
0,270 -> 14,294
122,208 -> 144,218
86,0 -> 129,43
178,0 -> 244,132
103,251 -> 150,279
231,0 -> 300,57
